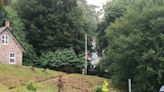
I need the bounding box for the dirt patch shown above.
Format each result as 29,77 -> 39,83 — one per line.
40,74 -> 105,92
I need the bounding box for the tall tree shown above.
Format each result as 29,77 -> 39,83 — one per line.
0,0 -> 5,25
102,0 -> 164,91
96,0 -> 133,56
78,0 -> 98,36
16,0 -> 89,54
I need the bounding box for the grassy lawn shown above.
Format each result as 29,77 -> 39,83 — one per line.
0,64 -> 120,92
11,83 -> 57,92
0,64 -> 63,89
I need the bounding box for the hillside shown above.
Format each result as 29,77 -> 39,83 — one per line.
0,64 -> 119,92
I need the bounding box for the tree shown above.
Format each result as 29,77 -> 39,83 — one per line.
37,48 -> 83,73
96,0 -> 134,56
16,0 -> 89,54
0,8 -> 5,26
0,0 -> 5,25
102,0 -> 164,91
78,0 -> 98,36
77,0 -> 98,53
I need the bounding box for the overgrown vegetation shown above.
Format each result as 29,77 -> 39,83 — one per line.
97,0 -> 164,91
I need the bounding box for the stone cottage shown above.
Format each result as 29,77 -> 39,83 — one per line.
0,21 -> 25,65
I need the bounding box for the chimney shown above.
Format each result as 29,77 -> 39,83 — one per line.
5,20 -> 10,27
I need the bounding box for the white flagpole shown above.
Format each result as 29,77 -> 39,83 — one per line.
82,34 -> 88,75
85,34 -> 88,75
128,79 -> 132,92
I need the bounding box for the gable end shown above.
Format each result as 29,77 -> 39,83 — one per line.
0,27 -> 25,52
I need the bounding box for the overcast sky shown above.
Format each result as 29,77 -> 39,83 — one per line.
86,0 -> 108,7
86,0 -> 108,18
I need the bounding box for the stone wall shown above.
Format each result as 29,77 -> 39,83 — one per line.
0,29 -> 22,65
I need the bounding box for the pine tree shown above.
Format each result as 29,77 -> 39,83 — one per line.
16,0 -> 90,54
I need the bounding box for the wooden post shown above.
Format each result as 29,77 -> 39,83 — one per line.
58,75 -> 64,92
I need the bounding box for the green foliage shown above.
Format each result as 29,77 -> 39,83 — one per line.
78,0 -> 98,36
0,7 -> 5,26
94,80 -> 109,92
26,82 -> 37,92
37,48 -> 83,73
101,0 -> 164,92
16,0 -> 90,54
95,85 -> 102,92
96,0 -> 133,56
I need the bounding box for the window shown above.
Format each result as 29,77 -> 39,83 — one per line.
1,35 -> 9,45
9,52 -> 15,64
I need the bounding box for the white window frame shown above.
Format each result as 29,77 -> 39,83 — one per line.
1,35 -> 9,45
9,52 -> 16,64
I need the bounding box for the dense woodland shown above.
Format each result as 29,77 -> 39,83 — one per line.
0,0 -> 164,92
97,0 -> 164,92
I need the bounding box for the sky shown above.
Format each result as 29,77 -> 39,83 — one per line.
86,0 -> 108,18
86,0 -> 108,7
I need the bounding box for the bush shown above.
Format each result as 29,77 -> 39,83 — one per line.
95,85 -> 102,92
26,82 -> 37,92
37,48 -> 84,73
95,80 -> 109,92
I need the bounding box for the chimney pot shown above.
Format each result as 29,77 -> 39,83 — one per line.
5,20 -> 10,27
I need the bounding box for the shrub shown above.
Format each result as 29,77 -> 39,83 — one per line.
37,48 -> 83,73
95,85 -> 102,92
26,82 -> 37,92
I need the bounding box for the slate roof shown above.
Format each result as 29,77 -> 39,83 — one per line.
0,27 -> 7,33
